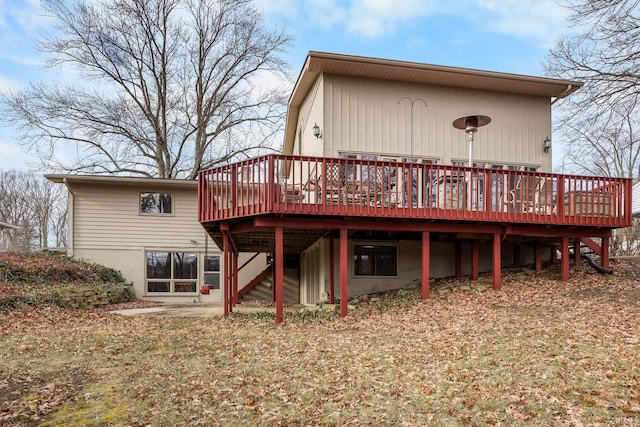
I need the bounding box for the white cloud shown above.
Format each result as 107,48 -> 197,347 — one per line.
0,140 -> 21,156
10,0 -> 52,33
0,0 -> 51,33
258,0 -> 570,47
259,0 -> 435,39
476,0 -> 570,47
345,0 -> 435,38
0,139 -> 30,171
253,0 -> 301,21
0,73 -> 20,92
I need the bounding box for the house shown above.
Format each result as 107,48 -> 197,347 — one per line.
0,221 -> 21,252
198,51 -> 633,322
45,175 -> 285,303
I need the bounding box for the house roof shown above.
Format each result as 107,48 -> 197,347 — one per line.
45,174 -> 197,189
0,221 -> 20,230
284,51 -> 584,155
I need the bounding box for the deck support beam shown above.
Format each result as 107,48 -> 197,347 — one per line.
574,242 -> 581,266
561,236 -> 570,281
329,232 -> 335,304
232,252 -> 238,306
340,228 -> 348,317
534,241 -> 542,271
513,244 -> 521,268
421,232 -> 430,299
455,241 -> 462,278
471,240 -> 479,280
223,231 -> 231,317
601,236 -> 610,268
275,226 -> 284,324
492,233 -> 501,289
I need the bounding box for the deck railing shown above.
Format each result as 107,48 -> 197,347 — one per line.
198,154 -> 632,228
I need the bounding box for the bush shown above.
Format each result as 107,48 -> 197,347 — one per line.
0,252 -> 126,285
0,252 -> 132,312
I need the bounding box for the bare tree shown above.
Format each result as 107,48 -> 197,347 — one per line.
545,1 -> 640,255
0,171 -> 67,252
1,0 -> 292,179
545,0 -> 640,180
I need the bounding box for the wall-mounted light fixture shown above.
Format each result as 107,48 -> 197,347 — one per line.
543,136 -> 551,153
312,123 -> 322,139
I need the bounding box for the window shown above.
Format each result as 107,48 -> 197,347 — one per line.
204,255 -> 220,290
146,252 -> 197,293
140,193 -> 173,214
354,244 -> 397,276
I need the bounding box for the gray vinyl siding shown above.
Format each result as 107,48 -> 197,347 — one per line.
71,183 -> 207,250
66,181 -> 268,301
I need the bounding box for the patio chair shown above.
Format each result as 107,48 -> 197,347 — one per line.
359,165 -> 385,206
316,162 -> 345,205
508,176 -> 554,214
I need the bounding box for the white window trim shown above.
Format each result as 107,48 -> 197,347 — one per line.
145,250 -> 199,295
139,192 -> 175,216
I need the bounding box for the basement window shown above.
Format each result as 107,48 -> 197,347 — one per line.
353,244 -> 397,277
146,251 -> 198,294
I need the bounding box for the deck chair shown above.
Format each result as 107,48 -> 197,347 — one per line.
316,162 -> 344,205
509,176 -> 553,214
359,164 -> 385,206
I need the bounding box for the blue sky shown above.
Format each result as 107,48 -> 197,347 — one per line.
0,0 -> 572,171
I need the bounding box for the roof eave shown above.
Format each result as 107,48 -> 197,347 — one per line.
45,174 -> 197,188
283,51 -> 583,155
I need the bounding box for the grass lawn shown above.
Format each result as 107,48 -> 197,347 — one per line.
1,261 -> 640,426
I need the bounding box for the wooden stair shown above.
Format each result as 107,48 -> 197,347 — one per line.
238,265 -> 273,300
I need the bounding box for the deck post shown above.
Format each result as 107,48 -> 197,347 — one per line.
222,232 -> 231,317
492,233 -> 501,290
471,240 -> 479,280
560,236 -> 570,281
329,232 -> 335,304
275,226 -> 284,324
232,251 -> 238,306
340,228 -> 348,317
513,244 -> 521,268
421,231 -> 430,299
601,236 -> 610,268
534,241 -> 542,271
574,242 -> 581,265
455,241 -> 462,278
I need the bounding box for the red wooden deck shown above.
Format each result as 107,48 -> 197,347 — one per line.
199,154 -> 632,228
198,154 -> 632,322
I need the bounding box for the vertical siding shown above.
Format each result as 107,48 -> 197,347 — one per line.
632,182 -> 640,215
323,75 -> 553,171
300,239 -> 323,304
297,75 -> 325,158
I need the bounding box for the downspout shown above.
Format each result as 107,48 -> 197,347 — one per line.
551,85 -> 573,105
62,178 -> 74,257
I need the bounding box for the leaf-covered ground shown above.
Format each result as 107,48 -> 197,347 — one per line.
1,260 -> 640,426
